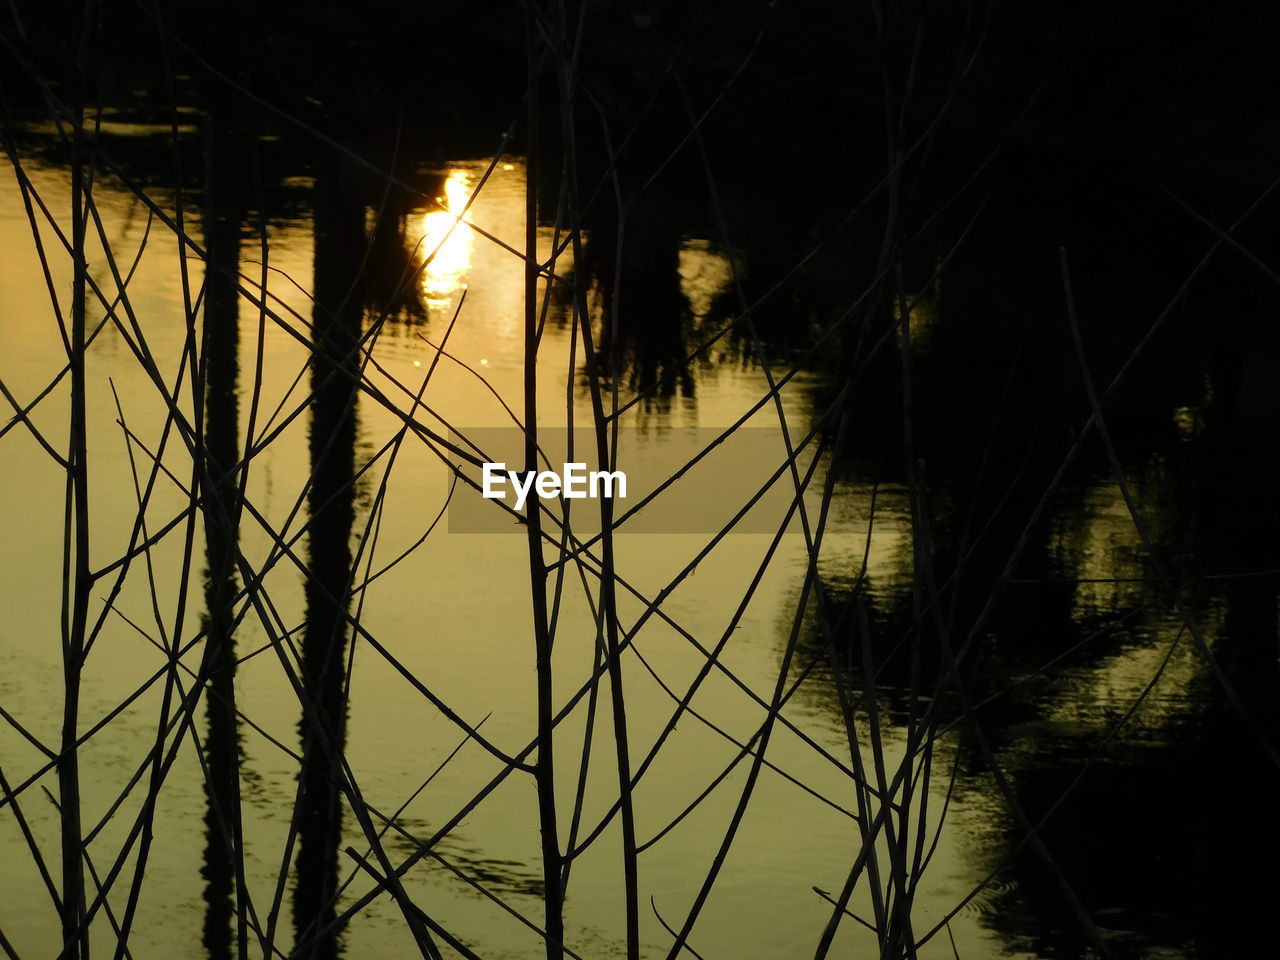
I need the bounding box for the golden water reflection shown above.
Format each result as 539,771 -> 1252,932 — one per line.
415,167 -> 476,311
678,238 -> 735,318
0,130 -> 1251,960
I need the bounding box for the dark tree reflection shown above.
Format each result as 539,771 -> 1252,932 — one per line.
199,104 -> 248,960
291,154 -> 364,960
584,189 -> 694,404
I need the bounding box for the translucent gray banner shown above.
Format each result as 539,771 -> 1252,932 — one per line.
444,427 -> 866,535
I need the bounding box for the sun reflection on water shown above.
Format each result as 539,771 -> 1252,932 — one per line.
416,168 -> 475,310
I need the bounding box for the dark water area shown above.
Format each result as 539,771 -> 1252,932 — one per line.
3,2 -> 1280,958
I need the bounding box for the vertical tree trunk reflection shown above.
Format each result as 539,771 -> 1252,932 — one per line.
291,155 -> 364,960
200,107 -> 247,960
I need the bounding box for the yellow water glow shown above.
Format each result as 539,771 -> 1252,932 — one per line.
678,239 -> 734,317
417,169 -> 475,309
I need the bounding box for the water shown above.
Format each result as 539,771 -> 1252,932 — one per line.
2,38 -> 1280,960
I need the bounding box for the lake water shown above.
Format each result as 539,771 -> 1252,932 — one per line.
2,93 -> 1278,960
